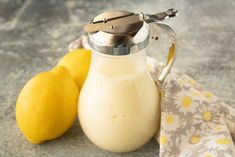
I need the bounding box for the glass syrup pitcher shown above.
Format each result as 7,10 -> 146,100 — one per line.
79,8 -> 178,152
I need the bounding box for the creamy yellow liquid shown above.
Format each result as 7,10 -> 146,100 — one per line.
79,50 -> 160,152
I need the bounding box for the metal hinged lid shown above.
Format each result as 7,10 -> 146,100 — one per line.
83,8 -> 178,55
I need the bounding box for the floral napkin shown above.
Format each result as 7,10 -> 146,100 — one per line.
148,58 -> 235,157
69,35 -> 235,157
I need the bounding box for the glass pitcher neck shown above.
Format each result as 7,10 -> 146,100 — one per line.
90,48 -> 148,77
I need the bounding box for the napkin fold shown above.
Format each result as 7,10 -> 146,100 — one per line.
69,35 -> 235,157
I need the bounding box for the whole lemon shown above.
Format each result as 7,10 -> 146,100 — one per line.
58,49 -> 91,88
16,66 -> 79,144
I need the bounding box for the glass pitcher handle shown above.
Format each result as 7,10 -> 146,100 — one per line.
149,22 -> 176,83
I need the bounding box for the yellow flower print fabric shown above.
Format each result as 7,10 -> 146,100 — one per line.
148,58 -> 235,157
70,35 -> 235,157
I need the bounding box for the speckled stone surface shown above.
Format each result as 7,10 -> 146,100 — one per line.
0,0 -> 234,156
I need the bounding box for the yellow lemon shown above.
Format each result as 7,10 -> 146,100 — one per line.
16,66 -> 79,144
58,49 -> 91,88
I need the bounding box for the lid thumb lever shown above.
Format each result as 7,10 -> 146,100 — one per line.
143,8 -> 179,23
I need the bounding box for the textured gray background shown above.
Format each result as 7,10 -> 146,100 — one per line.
0,0 -> 234,157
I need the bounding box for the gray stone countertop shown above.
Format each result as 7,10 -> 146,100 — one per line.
0,0 -> 234,156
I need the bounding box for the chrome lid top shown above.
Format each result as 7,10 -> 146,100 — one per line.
83,9 -> 178,55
